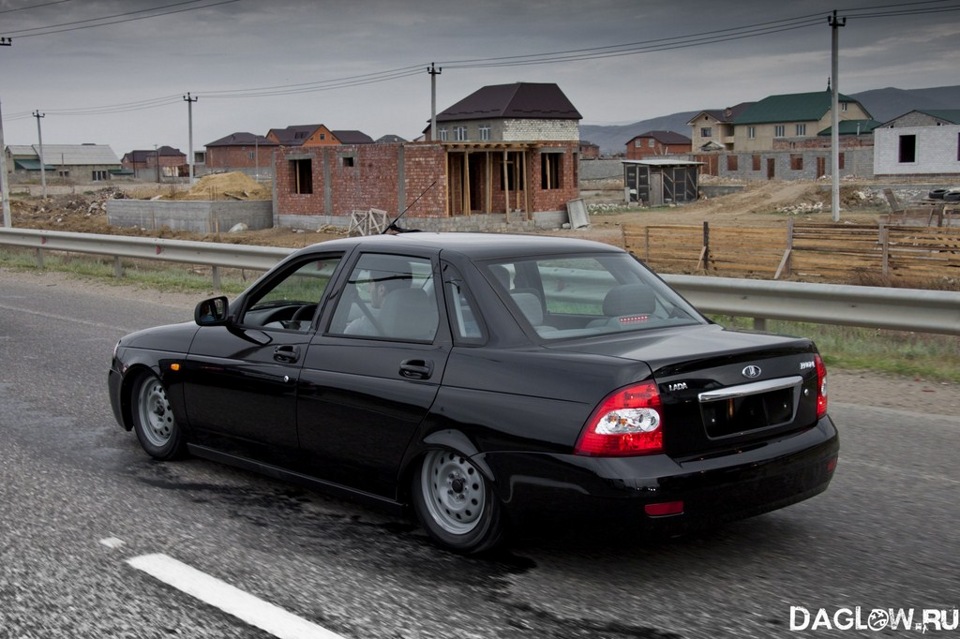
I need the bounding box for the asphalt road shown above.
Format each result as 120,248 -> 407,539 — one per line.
0,272 -> 957,638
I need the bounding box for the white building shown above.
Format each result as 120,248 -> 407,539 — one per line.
873,110 -> 960,178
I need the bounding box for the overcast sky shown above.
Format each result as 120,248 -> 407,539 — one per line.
2,0 -> 959,156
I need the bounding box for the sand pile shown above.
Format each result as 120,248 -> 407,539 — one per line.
176,172 -> 271,200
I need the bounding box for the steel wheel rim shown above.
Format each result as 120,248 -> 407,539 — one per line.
137,378 -> 174,447
421,450 -> 485,535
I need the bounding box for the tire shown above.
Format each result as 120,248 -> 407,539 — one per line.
412,449 -> 505,554
131,372 -> 186,460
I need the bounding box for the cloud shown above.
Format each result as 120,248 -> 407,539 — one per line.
1,0 -> 958,153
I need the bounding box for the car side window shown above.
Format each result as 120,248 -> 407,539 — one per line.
328,253 -> 439,341
442,263 -> 484,343
240,256 -> 341,331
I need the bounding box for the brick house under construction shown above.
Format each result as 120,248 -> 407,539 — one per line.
273,82 -> 583,231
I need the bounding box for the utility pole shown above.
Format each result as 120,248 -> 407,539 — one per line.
0,99 -> 11,227
33,111 -> 46,199
183,92 -> 197,183
829,10 -> 845,223
428,63 -> 442,142
1,38 -> 11,226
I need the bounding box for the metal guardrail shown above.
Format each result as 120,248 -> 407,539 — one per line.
1,227 -> 958,336
664,274 -> 960,336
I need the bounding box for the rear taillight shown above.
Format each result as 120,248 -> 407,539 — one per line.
815,354 -> 828,419
575,381 -> 664,456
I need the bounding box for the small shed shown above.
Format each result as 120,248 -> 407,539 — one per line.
622,159 -> 702,206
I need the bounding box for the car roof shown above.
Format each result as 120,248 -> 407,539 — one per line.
299,232 -> 624,260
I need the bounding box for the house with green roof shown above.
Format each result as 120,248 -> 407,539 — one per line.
732,90 -> 872,152
874,109 -> 960,178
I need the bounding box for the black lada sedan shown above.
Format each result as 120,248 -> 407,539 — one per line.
109,233 -> 838,553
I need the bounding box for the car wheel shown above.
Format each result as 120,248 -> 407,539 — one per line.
412,449 -> 505,554
131,372 -> 186,460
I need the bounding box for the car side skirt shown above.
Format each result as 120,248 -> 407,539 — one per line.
186,444 -> 407,517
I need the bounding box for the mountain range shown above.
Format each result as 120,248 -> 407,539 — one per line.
580,85 -> 960,155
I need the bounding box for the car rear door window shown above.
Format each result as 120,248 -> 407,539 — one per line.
328,254 -> 440,342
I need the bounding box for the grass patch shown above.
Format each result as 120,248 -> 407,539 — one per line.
715,316 -> 960,383
0,247 -> 254,296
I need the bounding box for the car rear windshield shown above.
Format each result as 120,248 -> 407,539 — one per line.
485,253 -> 705,339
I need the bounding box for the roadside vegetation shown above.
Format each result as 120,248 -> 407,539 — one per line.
718,316 -> 960,384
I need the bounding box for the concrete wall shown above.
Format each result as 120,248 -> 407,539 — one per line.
874,124 -> 960,177
106,200 -> 273,233
708,149 -> 874,180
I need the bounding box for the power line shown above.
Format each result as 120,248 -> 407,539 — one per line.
0,1 -> 72,16
4,0 -> 240,38
9,3 -> 960,117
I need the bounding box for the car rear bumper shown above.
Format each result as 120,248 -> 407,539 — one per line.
483,416 -> 839,531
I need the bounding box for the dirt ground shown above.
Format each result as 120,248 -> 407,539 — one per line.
5,174 -> 896,249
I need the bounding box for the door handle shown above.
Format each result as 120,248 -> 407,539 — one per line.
399,359 -> 433,380
273,345 -> 300,363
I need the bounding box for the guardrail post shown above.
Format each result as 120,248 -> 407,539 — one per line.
753,317 -> 767,331
114,256 -> 124,278
212,265 -> 221,291
34,247 -> 43,269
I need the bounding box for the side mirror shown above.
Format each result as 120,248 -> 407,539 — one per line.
195,296 -> 230,326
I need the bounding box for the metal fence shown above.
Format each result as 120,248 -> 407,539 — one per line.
1,227 -> 958,335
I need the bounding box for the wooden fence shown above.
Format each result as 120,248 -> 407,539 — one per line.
622,221 -> 960,282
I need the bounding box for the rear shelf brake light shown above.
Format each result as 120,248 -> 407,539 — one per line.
575,381 -> 664,456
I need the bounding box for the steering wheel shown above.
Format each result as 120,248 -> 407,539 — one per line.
291,303 -> 317,323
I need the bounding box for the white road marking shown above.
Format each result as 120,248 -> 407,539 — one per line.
127,553 -> 346,639
99,537 -> 125,549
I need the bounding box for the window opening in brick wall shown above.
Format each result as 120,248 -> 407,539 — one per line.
438,128 -> 448,141
501,152 -> 526,191
701,127 -> 712,138
790,154 -> 803,171
796,124 -> 806,136
292,159 -> 313,194
774,125 -> 785,138
752,154 -> 761,171
839,152 -> 845,170
748,126 -> 756,139
92,170 -> 107,181
479,125 -> 490,141
726,155 -> 738,171
541,152 -> 562,190
454,126 -> 467,142
341,155 -> 355,168
898,135 -> 916,163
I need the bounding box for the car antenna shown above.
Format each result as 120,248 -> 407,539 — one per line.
382,180 -> 437,233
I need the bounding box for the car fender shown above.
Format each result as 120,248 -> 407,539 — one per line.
420,429 -> 494,476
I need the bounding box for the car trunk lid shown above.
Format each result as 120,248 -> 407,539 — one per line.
551,324 -> 824,457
